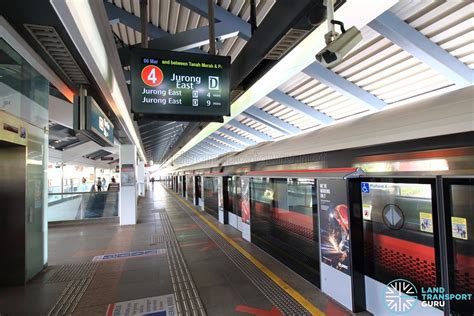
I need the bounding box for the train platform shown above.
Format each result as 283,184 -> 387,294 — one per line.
0,184 -> 360,316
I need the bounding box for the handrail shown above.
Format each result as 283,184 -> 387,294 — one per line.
48,191 -> 119,195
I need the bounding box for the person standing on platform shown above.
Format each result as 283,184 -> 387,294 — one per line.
78,177 -> 90,192
108,176 -> 120,191
96,177 -> 102,192
101,177 -> 107,190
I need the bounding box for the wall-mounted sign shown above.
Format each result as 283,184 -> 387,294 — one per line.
74,96 -> 114,147
121,164 -> 136,187
130,48 -> 230,121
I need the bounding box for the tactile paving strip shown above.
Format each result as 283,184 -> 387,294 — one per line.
159,209 -> 206,316
150,234 -> 175,244
47,261 -> 99,283
172,197 -> 311,315
47,262 -> 99,315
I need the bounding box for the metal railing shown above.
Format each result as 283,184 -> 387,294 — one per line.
47,191 -> 119,222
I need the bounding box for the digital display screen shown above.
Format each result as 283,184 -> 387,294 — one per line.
130,48 -> 230,119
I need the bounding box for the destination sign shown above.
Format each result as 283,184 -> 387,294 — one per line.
130,48 -> 230,120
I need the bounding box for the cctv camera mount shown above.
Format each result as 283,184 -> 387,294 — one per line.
315,0 -> 362,67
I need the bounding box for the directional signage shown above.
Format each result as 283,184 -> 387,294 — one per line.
73,96 -> 114,147
88,98 -> 114,145
130,48 -> 231,121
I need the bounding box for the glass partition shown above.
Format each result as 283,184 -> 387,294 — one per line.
48,191 -> 119,222
0,38 -> 49,278
48,164 -> 62,193
444,179 -> 474,314
203,177 -> 219,218
226,176 -> 243,217
360,179 -> 438,290
250,177 -> 319,285
186,175 -> 194,203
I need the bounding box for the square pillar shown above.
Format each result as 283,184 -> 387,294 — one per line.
119,144 -> 137,225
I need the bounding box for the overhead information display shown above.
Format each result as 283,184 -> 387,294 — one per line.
73,96 -> 114,147
131,48 -> 231,120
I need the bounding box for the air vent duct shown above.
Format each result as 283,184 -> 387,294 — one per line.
24,24 -> 88,84
264,28 -> 309,60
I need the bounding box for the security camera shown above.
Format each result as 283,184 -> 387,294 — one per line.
316,26 -> 362,67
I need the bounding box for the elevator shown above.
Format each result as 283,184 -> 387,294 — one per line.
0,111 -> 46,285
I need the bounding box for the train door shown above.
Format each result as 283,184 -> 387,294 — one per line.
350,177 -> 442,316
220,176 -> 229,225
226,177 -> 239,229
442,177 -> 474,315
195,176 -> 202,208
203,177 -> 219,219
182,176 -> 186,198
186,175 -> 194,203
178,176 -> 183,196
233,176 -> 243,232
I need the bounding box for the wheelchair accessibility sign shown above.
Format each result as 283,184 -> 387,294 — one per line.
361,182 -> 370,193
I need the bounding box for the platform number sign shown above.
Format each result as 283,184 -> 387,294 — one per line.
141,65 -> 164,87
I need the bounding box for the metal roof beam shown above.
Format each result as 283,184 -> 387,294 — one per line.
267,90 -> 333,124
104,1 -> 167,39
211,133 -> 245,150
143,127 -> 182,140
244,107 -> 301,135
218,128 -> 257,146
139,23 -> 239,52
369,11 -> 473,88
140,122 -> 182,136
117,0 -> 252,66
193,145 -> 222,156
176,0 -> 251,41
144,141 -> 167,151
204,138 -> 233,152
141,127 -> 182,141
189,145 -> 222,162
119,23 -> 233,64
227,121 -> 273,141
303,62 -> 386,111
143,133 -> 179,148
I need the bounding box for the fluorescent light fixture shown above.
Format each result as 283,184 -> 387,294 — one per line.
164,0 -> 398,168
51,0 -> 146,161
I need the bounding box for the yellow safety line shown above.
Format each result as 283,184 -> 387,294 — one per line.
168,188 -> 324,316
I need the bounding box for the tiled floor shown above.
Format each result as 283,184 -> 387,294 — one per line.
0,184 -> 360,315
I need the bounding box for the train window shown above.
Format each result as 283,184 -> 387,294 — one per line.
250,177 -> 320,285
203,177 -> 219,219
446,181 -> 474,314
361,180 -> 437,290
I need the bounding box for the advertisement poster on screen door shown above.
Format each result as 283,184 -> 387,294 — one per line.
241,178 -> 250,224
318,179 -> 352,275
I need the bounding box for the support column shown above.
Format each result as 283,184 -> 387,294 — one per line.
119,144 -> 137,225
